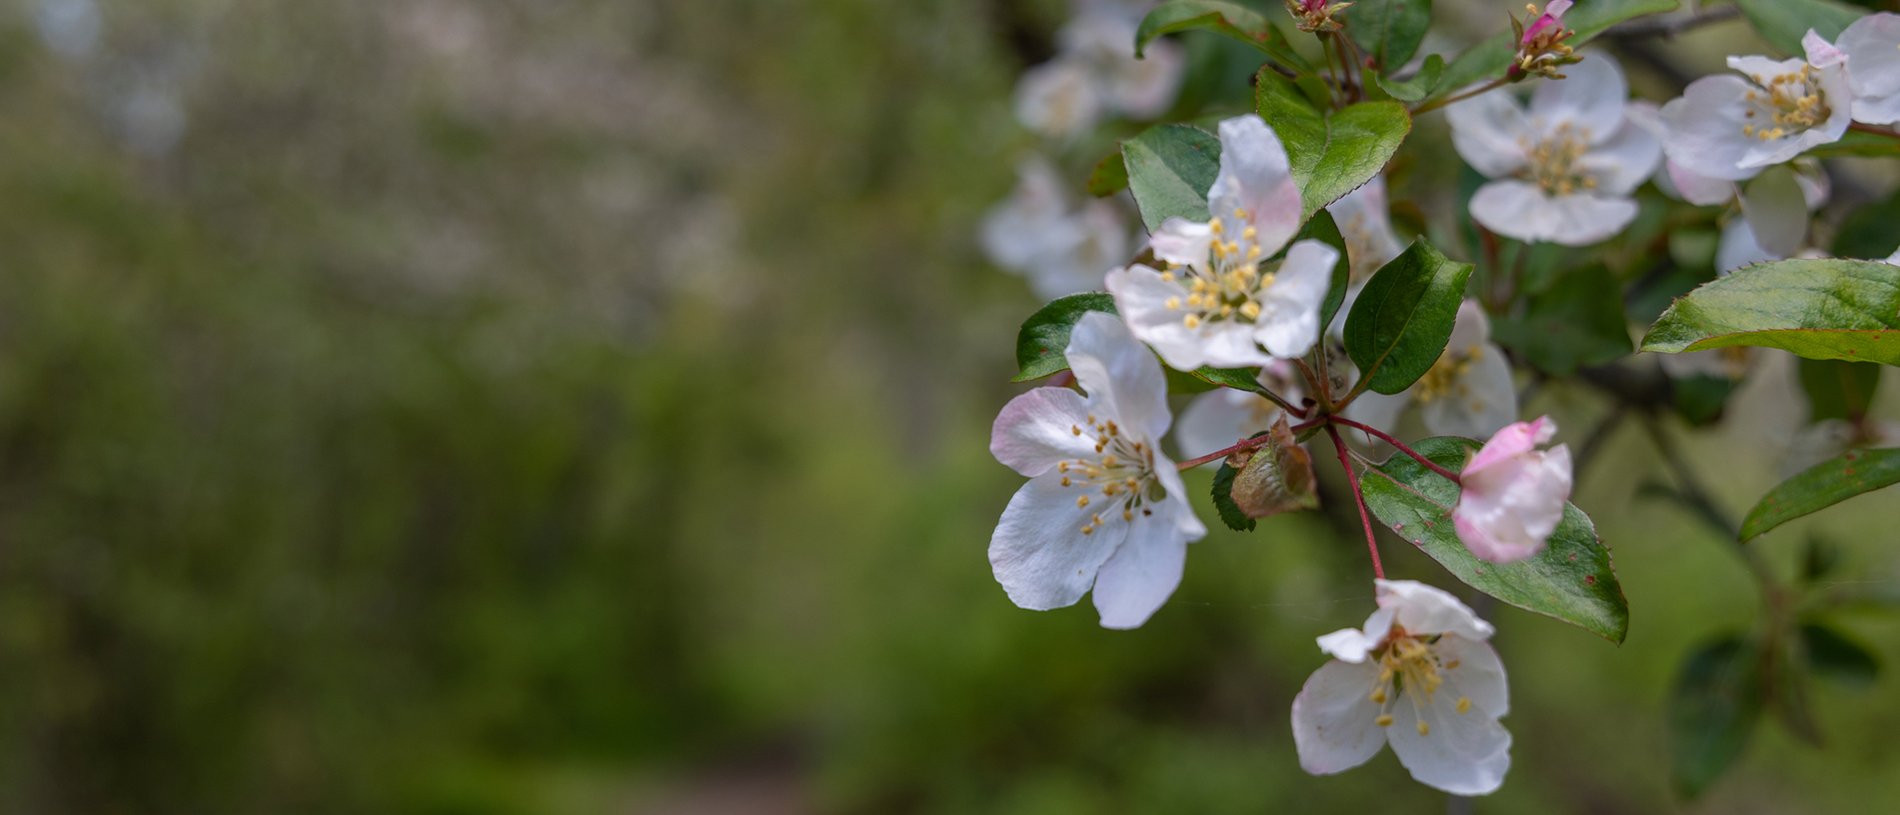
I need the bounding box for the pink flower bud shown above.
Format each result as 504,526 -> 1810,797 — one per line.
1521,0 -> 1572,45
1452,416 -> 1573,564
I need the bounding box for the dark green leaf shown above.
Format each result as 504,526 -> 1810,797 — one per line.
1374,53 -> 1445,103
1800,623 -> 1879,689
1358,436 -> 1630,643
1135,0 -> 1311,71
1122,123 -> 1222,231
1769,637 -> 1822,746
1211,456 -> 1256,532
1741,447 -> 1900,540
1347,0 -> 1434,70
1298,210 -> 1354,332
1087,149 -> 1130,197
1833,190 -> 1900,259
1639,259 -> 1900,365
1798,359 -> 1881,423
1255,68 -> 1412,222
1735,0 -> 1864,56
1013,293 -> 1117,382
1428,1 -> 1679,98
1802,129 -> 1900,160
1189,366 -> 1269,394
1493,264 -> 1631,376
1343,239 -> 1474,395
1671,636 -> 1764,800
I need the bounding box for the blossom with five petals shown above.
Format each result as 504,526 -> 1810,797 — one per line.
988,311 -> 1206,629
1447,53 -> 1660,245
1107,115 -> 1339,370
1453,416 -> 1573,564
1658,32 -> 1852,182
1013,2 -> 1185,139
1292,579 -> 1512,795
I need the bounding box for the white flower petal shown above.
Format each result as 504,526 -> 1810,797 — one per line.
1175,388 -> 1277,463
1421,344 -> 1517,440
1091,503 -> 1193,629
1253,239 -> 1337,358
1149,217 -> 1215,267
1014,59 -> 1104,139
1109,265 -> 1213,371
1067,311 -> 1173,441
1435,636 -> 1511,718
1841,13 -> 1900,107
1740,167 -> 1810,259
1578,119 -> 1662,195
1447,299 -> 1491,354
1291,658 -> 1388,776
1317,606 -> 1397,663
989,473 -> 1129,610
1667,160 -> 1739,206
1447,91 -> 1531,178
991,386 -> 1099,476
1470,181 -> 1637,246
1327,176 -> 1406,277
1376,579 -> 1496,641
1386,682 -> 1512,796
1659,75 -> 1763,182
1529,52 -> 1627,141
1210,115 -> 1304,254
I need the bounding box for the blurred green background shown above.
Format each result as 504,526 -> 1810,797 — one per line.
1,0 -> 1898,812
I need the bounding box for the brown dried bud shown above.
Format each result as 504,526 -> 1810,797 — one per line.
1225,417 -> 1320,519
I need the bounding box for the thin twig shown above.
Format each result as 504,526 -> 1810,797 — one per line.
1329,417 -> 1464,484
1410,77 -> 1509,116
1328,423 -> 1385,581
1601,5 -> 1741,39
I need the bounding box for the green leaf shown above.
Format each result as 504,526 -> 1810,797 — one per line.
1429,0 -> 1679,96
1374,53 -> 1445,103
1740,447 -> 1900,540
1437,35 -> 1513,93
1255,68 -> 1412,223
1800,623 -> 1880,689
1211,456 -> 1257,532
1735,0 -> 1863,56
1297,210 -> 1354,332
1671,374 -> 1738,427
1135,0 -> 1311,71
1343,239 -> 1474,395
1492,264 -> 1631,376
1638,259 -> 1900,366
1347,0 -> 1434,70
1121,123 -> 1222,231
1013,293 -> 1117,382
1833,189 -> 1900,259
1802,129 -> 1900,160
1798,359 -> 1881,423
1189,366 -> 1269,394
1087,149 -> 1131,197
1358,436 -> 1630,643
1670,636 -> 1765,800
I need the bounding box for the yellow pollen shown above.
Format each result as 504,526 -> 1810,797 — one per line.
1060,476 -> 1071,487
1242,226 -> 1257,241
1369,689 -> 1387,704
1076,495 -> 1090,508
1233,207 -> 1249,220
1247,245 -> 1262,260
1081,525 -> 1094,535
1122,508 -> 1133,522
1417,721 -> 1431,736
1183,314 -> 1201,329
1240,302 -> 1262,320
1159,271 -> 1175,283
1376,714 -> 1395,728
1445,660 -> 1460,670
1210,218 -> 1224,235
1457,697 -> 1472,714
1165,296 -> 1181,310
1071,425 -> 1081,436
1102,454 -> 1118,467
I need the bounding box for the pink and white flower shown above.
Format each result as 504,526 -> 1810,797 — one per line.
1346,300 -> 1518,441
988,311 -> 1207,629
1837,13 -> 1900,125
981,157 -> 1135,299
1447,53 -> 1660,245
1658,32 -> 1852,182
1452,416 -> 1573,564
1107,115 -> 1339,370
1292,579 -> 1512,796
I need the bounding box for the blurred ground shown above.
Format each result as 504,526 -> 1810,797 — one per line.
0,0 -> 1898,813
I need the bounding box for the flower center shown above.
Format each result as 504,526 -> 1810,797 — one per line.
1520,123 -> 1595,197
1162,208 -> 1282,329
1367,628 -> 1472,736
1414,344 -> 1483,406
1058,414 -> 1163,536
1740,66 -> 1831,142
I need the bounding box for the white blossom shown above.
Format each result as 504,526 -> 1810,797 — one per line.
1447,53 -> 1660,245
1658,32 -> 1852,182
1346,300 -> 1517,440
1013,1 -> 1184,138
981,157 -> 1136,299
1292,580 -> 1512,796
1453,416 -> 1572,564
1326,176 -> 1406,338
1837,13 -> 1900,125
1107,115 -> 1338,370
988,312 -> 1206,629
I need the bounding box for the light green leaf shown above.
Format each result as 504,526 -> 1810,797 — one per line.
1492,264 -> 1631,376
1734,0 -> 1863,56
1740,448 -> 1900,540
1374,53 -> 1445,103
1255,68 -> 1413,222
1211,454 -> 1257,532
1638,259 -> 1900,365
1013,293 -> 1117,382
1347,0 -> 1434,70
1671,636 -> 1764,800
1189,366 -> 1268,394
1802,129 -> 1900,160
1343,239 -> 1473,395
1135,0 -> 1311,71
1121,123 -> 1221,231
1358,436 -> 1630,643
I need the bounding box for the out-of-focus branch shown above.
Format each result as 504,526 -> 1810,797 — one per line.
1601,6 -> 1742,40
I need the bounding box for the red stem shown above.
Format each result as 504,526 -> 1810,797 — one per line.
1328,417 -> 1464,485
1175,432 -> 1277,470
1327,423 -> 1384,581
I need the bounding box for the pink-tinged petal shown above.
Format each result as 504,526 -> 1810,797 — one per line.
991,387 -> 1098,476
1210,115 -> 1303,254
1386,681 -> 1512,795
1376,579 -> 1496,642
1435,636 -> 1511,718
1659,75 -> 1762,182
1291,659 -> 1388,775
1803,29 -> 1846,69
1149,217 -> 1215,267
1447,92 -> 1531,178
1740,168 -> 1810,259
1420,344 -> 1517,440
1456,444 -> 1573,564
1091,506 -> 1193,629
1175,388 -> 1278,463
989,474 -> 1129,611
1317,606 -> 1396,663
1529,53 -> 1626,141
1068,310 -> 1173,441
1465,417 -> 1556,475
1667,160 -> 1738,206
